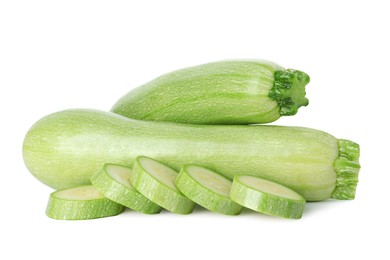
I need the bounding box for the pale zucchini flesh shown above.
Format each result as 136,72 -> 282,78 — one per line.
176,165 -> 243,215
46,185 -> 125,220
230,175 -> 306,219
23,109 -> 360,201
131,156 -> 195,214
111,60 -> 310,124
90,164 -> 162,214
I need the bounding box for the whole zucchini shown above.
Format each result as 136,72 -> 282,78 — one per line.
22,109 -> 360,201
111,60 -> 310,124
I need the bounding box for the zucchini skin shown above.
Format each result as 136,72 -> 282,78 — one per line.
23,109 -> 359,201
111,60 -> 310,124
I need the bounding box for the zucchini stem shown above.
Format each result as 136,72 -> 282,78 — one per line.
332,139 -> 361,200
269,69 -> 310,116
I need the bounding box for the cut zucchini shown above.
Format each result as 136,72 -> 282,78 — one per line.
230,175 -> 306,219
90,164 -> 162,214
176,165 -> 243,215
46,185 -> 125,220
131,156 -> 195,214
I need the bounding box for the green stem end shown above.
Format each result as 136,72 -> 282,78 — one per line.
270,69 -> 310,116
332,139 -> 361,200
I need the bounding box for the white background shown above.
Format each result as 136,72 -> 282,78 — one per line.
1,0 -> 388,259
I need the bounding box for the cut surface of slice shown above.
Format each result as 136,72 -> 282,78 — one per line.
90,164 -> 162,214
230,175 -> 305,219
46,185 -> 125,220
176,165 -> 242,215
131,156 -> 195,214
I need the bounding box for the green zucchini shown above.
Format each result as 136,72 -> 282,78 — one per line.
90,164 -> 162,214
176,165 -> 243,215
111,59 -> 310,124
230,175 -> 306,219
23,109 -> 360,201
131,156 -> 195,214
46,185 -> 125,220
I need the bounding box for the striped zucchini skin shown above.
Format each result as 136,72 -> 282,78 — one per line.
111,60 -> 310,124
23,109 -> 360,201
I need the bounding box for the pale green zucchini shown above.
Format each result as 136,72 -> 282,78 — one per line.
176,165 -> 243,215
131,156 -> 195,214
90,164 -> 162,214
230,175 -> 306,219
111,59 -> 310,124
23,109 -> 360,201
46,185 -> 125,220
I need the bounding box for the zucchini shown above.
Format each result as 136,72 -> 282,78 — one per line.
46,185 -> 125,220
230,175 -> 306,219
176,165 -> 243,215
131,156 -> 195,214
23,109 -> 360,201
90,164 -> 162,214
111,60 -> 310,124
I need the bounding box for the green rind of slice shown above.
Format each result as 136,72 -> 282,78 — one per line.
230,175 -> 306,219
176,165 -> 243,215
46,185 -> 125,220
130,156 -> 195,214
90,164 -> 162,214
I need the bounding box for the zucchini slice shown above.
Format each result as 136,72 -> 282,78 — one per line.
46,185 -> 125,220
90,164 -> 162,214
230,175 -> 306,219
176,165 -> 242,215
131,156 -> 195,214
